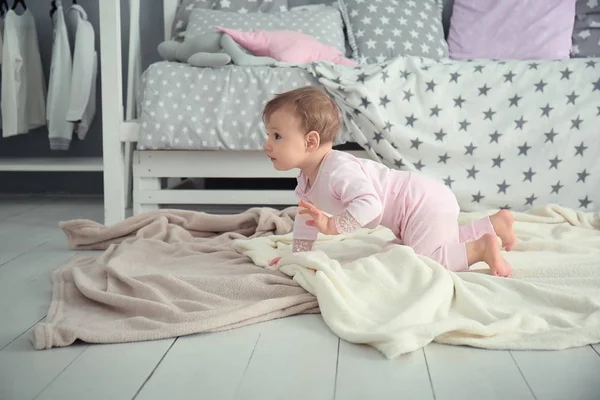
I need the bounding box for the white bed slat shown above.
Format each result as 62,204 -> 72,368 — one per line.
134,150 -> 369,178
135,150 -> 298,178
138,189 -> 297,205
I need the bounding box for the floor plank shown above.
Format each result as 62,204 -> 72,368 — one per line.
511,346 -> 600,400
0,239 -> 76,350
0,197 -> 172,400
3,196 -> 104,227
235,315 -> 339,400
425,343 -> 534,400
35,340 -> 174,400
134,326 -> 263,400
0,332 -> 87,400
0,197 -> 45,221
2,197 -> 600,400
0,198 -> 98,268
335,341 -> 434,400
0,222 -> 62,268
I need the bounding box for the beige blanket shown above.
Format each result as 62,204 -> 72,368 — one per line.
234,204 -> 600,359
31,208 -> 319,350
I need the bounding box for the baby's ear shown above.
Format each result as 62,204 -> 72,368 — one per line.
305,130 -> 321,151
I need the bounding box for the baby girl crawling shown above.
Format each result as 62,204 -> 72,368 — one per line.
263,87 -> 516,277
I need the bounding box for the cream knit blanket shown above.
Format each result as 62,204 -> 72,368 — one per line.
233,204 -> 600,359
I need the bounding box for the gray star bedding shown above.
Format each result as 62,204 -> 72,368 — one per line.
136,62 -> 353,150
302,56 -> 600,213
136,56 -> 599,212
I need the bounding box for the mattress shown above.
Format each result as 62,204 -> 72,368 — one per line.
136,61 -> 353,150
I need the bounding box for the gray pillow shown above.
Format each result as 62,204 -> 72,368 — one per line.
186,6 -> 347,53
171,0 -> 289,41
571,0 -> 600,57
338,0 -> 449,64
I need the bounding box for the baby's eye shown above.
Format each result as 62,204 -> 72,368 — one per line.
274,133 -> 281,140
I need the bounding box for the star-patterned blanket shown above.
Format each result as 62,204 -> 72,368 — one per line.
304,56 -> 600,212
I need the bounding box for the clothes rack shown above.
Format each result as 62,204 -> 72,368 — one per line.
0,0 -> 103,175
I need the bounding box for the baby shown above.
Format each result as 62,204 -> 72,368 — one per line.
263,86 -> 516,277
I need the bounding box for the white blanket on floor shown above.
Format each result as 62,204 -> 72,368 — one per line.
232,204 -> 600,359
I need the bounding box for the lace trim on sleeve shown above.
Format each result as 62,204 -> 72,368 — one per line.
293,239 -> 314,252
332,210 -> 362,234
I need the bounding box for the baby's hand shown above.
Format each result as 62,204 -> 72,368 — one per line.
299,200 -> 336,235
269,257 -> 281,268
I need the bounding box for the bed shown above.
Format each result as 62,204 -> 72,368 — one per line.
98,0 -> 600,225
98,0 -> 369,225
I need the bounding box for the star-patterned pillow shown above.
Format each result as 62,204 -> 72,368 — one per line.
338,0 -> 448,64
186,7 -> 347,53
572,0 -> 600,57
171,0 -> 289,41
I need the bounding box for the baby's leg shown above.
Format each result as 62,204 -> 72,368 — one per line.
402,208 -> 511,276
402,210 -> 469,272
459,210 -> 517,251
458,216 -> 495,243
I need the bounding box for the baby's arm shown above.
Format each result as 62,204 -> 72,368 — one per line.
329,162 -> 383,235
292,204 -> 318,252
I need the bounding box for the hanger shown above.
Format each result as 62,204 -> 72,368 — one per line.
50,0 -> 78,18
11,0 -> 26,11
0,0 -> 9,17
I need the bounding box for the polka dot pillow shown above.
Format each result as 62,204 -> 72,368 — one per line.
186,6 -> 347,53
171,0 -> 289,41
338,0 -> 448,64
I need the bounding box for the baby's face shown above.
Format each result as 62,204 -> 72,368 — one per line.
263,109 -> 309,171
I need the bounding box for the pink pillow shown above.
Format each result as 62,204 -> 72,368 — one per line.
447,0 -> 577,60
216,26 -> 357,65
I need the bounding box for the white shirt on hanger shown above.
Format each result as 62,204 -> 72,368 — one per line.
65,4 -> 97,141
47,1 -> 74,150
1,9 -> 47,138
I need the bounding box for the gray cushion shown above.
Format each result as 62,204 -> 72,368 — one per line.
171,0 -> 289,41
572,0 -> 600,57
280,0 -> 456,36
186,6 -> 347,53
338,0 -> 449,64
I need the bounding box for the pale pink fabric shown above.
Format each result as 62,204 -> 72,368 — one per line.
293,150 -> 496,272
216,26 -> 357,65
447,0 -> 577,60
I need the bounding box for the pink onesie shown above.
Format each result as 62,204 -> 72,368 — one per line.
292,150 -> 497,272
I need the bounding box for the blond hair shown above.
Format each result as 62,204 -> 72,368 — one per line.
263,86 -> 341,144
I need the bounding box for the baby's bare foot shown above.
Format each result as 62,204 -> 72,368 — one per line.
481,234 -> 512,277
489,210 -> 517,251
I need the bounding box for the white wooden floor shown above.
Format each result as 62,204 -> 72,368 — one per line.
1,197 -> 600,400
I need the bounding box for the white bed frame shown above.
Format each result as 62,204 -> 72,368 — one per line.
98,0 -> 367,225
